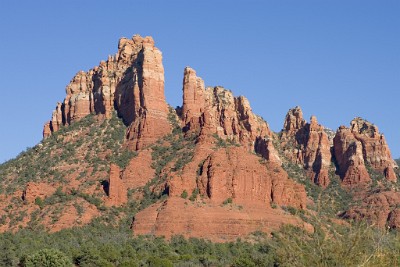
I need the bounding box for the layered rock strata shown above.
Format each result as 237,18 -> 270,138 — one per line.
333,118 -> 397,185
280,107 -> 331,187
133,197 -> 312,242
43,35 -> 171,150
181,67 -> 272,151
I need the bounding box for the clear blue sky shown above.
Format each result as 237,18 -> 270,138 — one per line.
0,1 -> 399,163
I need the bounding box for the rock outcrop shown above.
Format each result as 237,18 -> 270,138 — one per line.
195,147 -> 306,209
350,118 -> 397,182
132,145 -> 308,240
22,182 -> 57,203
107,164 -> 127,206
132,197 -> 312,242
280,107 -> 331,187
121,150 -> 155,189
181,67 -> 272,151
23,34 -> 400,240
43,35 -> 171,150
333,118 -> 397,185
333,126 -> 371,185
343,191 -> 400,228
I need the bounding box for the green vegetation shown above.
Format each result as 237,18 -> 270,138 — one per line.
222,198 -> 233,205
138,108 -> 196,209
180,190 -> 188,199
23,248 -> 72,267
189,188 -> 199,202
110,149 -> 138,169
0,219 -> 399,267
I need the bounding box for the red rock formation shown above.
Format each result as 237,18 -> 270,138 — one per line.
123,37 -> 171,150
44,35 -> 171,150
254,137 -> 282,165
182,67 -> 205,132
196,147 -> 305,209
122,150 -> 155,189
132,197 -> 312,242
350,118 -> 397,182
280,107 -> 332,187
282,106 -> 306,138
63,71 -> 94,124
333,126 -> 371,185
132,144 -> 308,240
22,182 -> 57,203
343,191 -> 400,228
107,164 -> 127,206
333,118 -> 397,185
43,122 -> 52,139
181,67 -> 272,151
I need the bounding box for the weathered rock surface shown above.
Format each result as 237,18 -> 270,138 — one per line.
333,118 -> 397,185
280,107 -> 331,187
343,191 -> 400,228
132,197 -> 311,242
132,145 -> 308,240
195,147 -> 306,209
350,118 -> 397,182
22,182 -> 57,203
44,35 -> 171,150
333,126 -> 371,185
181,67 -> 272,151
254,137 -> 282,165
121,150 -> 155,189
20,34 -> 400,239
107,164 -> 127,206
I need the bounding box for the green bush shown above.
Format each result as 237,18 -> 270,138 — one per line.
23,248 -> 72,267
189,188 -> 199,201
222,198 -> 233,205
181,190 -> 188,199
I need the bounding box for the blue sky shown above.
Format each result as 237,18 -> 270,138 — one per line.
0,1 -> 399,162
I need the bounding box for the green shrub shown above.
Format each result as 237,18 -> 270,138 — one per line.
181,190 -> 188,199
222,198 -> 233,205
24,248 -> 72,267
189,188 -> 199,201
34,197 -> 44,209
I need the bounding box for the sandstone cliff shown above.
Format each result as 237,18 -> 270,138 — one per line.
280,107 -> 331,187
181,67 -> 272,151
130,69 -> 308,240
333,118 -> 397,185
2,34 -> 394,239
44,35 -> 171,150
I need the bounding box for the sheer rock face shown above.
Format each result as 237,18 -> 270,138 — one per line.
43,35 -> 171,150
181,67 -> 272,151
333,126 -> 371,185
107,164 -> 127,206
195,147 -> 306,209
167,146 -> 306,209
182,67 -> 205,132
280,107 -> 332,187
333,118 -> 397,185
350,118 -> 397,182
254,137 -> 282,166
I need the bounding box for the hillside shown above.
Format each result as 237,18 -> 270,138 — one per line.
1,34 -> 400,265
